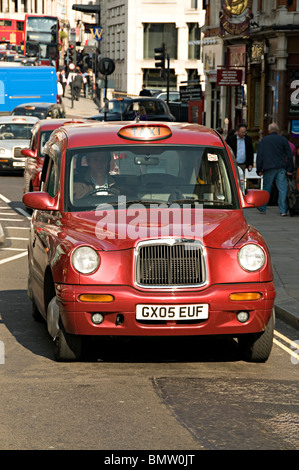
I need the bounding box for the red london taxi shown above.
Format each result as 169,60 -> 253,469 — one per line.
22,118 -> 86,194
22,121 -> 275,362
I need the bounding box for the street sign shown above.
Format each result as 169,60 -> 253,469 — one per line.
92,26 -> 103,41
98,57 -> 115,76
217,69 -> 243,86
179,83 -> 202,102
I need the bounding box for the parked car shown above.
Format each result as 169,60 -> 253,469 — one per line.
89,97 -> 175,121
23,121 -> 275,362
1,51 -> 17,62
0,115 -> 39,172
153,91 -> 181,102
22,118 -> 86,194
12,102 -> 65,120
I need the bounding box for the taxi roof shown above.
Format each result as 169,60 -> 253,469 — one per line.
0,115 -> 39,124
58,121 -> 224,149
33,118 -> 87,131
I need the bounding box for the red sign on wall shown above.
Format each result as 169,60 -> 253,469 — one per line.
216,69 -> 243,86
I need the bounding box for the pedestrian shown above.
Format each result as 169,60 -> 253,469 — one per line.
139,85 -> 152,96
256,122 -> 294,216
58,68 -> 67,97
137,105 -> 147,121
67,63 -> 76,97
82,69 -> 89,98
226,123 -> 254,175
87,69 -> 94,99
57,80 -> 63,103
71,67 -> 84,101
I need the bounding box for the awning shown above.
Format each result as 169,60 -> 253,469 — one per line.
72,3 -> 100,14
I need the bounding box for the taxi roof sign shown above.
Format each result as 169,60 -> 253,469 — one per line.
118,124 -> 172,141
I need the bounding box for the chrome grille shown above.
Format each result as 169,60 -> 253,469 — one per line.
13,147 -> 25,159
135,240 -> 206,288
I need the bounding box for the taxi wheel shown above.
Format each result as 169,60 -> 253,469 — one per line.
238,308 -> 275,363
53,320 -> 83,362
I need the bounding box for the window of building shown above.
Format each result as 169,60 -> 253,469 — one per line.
188,23 -> 201,59
187,69 -> 200,82
143,23 -> 177,60
143,68 -> 177,91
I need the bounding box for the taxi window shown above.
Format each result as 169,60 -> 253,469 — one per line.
39,130 -> 54,157
29,125 -> 38,151
66,145 -> 238,212
43,143 -> 62,197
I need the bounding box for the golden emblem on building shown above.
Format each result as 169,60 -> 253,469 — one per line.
225,0 -> 248,16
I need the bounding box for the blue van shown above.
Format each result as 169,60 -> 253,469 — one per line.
0,66 -> 58,114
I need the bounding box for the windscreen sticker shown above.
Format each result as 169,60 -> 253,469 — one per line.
207,153 -> 218,161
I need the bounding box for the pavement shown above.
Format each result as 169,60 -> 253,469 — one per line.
244,205 -> 299,330
61,88 -> 100,119
1,92 -> 298,330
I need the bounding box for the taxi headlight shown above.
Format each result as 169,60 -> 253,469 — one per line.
0,148 -> 6,154
238,244 -> 265,272
72,246 -> 100,274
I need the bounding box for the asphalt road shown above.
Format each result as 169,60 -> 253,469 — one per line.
0,174 -> 298,452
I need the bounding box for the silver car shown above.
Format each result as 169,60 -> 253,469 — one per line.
0,116 -> 38,172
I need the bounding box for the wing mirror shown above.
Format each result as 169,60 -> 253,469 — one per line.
22,192 -> 59,211
21,148 -> 36,158
242,189 -> 269,208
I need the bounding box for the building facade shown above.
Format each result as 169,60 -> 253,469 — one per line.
98,0 -> 206,96
203,0 -> 299,148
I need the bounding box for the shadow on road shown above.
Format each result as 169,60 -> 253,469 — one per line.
0,289 -> 53,360
0,289 -> 243,363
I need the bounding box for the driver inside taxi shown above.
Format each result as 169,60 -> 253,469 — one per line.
73,151 -> 120,199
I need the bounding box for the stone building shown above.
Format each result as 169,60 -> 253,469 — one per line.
203,0 -> 299,147
98,0 -> 206,96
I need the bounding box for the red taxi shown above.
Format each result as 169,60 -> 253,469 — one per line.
22,119 -> 86,194
23,122 -> 275,362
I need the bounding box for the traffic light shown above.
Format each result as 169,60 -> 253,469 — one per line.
154,44 -> 165,71
69,44 -> 76,66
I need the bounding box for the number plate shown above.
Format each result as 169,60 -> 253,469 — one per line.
13,161 -> 25,167
136,304 -> 209,321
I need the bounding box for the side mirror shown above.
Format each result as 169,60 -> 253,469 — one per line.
22,192 -> 59,211
21,148 -> 35,158
242,189 -> 269,208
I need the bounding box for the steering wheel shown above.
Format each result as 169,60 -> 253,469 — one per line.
0,132 -> 14,139
84,186 -> 120,198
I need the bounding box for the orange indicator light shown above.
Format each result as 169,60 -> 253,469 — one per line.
79,294 -> 114,302
229,293 -> 262,301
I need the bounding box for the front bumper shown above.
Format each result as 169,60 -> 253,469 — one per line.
55,281 -> 276,337
0,158 -> 26,171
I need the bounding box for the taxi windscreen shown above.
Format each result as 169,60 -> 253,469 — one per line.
0,123 -> 34,139
66,145 -> 239,212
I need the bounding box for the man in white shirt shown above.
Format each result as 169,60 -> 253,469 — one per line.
226,123 -> 254,174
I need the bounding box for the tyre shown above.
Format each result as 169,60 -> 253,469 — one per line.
238,308 -> 275,363
53,320 -> 83,362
